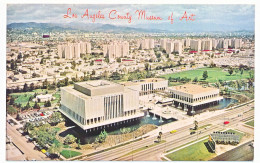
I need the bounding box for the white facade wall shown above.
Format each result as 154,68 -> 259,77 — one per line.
166,42 -> 174,54
190,40 -> 201,51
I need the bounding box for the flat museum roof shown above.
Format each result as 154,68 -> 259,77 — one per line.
121,78 -> 166,86
170,84 -> 218,95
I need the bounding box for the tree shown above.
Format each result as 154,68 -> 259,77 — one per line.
202,71 -> 208,80
44,100 -> 52,107
9,97 -> 15,105
240,69 -> 244,76
157,132 -> 162,142
32,72 -> 37,78
64,134 -> 77,144
91,70 -> 96,75
40,58 -> 44,64
24,122 -> 34,133
77,139 -> 81,149
34,124 -> 58,147
228,67 -> 234,76
33,101 -> 40,109
193,77 -> 198,83
64,77 -> 69,86
95,130 -> 108,143
127,75 -> 133,81
144,63 -> 149,71
24,101 -> 31,110
194,120 -> 198,130
116,58 -> 121,63
23,83 -> 29,92
49,112 -> 63,125
48,142 -> 63,158
42,79 -> 48,89
71,61 -> 76,70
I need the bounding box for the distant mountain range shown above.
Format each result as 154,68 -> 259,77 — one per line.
7,22 -> 168,33
7,22 -> 254,34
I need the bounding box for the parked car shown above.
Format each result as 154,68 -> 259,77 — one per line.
45,152 -> 51,157
19,130 -> 24,134
190,131 -> 196,135
25,135 -> 30,139
41,149 -> 47,154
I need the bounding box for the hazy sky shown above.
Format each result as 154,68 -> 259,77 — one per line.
7,4 -> 255,31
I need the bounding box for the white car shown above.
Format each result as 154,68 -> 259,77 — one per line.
25,135 -> 30,139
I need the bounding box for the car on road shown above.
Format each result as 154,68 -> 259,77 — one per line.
190,131 -> 196,135
170,130 -> 177,134
224,121 -> 230,125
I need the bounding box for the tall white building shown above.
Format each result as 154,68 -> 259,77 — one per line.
60,80 -> 142,131
140,39 -> 154,50
86,42 -> 92,54
103,41 -> 130,60
166,42 -> 174,54
174,41 -> 183,54
201,39 -> 212,51
58,42 -> 91,59
160,38 -> 168,50
231,39 -> 242,49
190,40 -> 201,51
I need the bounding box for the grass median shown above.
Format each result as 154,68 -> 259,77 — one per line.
165,138 -> 216,161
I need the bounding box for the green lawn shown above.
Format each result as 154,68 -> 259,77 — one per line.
225,129 -> 244,141
161,67 -> 252,83
166,139 -> 216,161
60,150 -> 82,159
245,120 -> 254,127
10,89 -> 60,107
11,93 -> 35,107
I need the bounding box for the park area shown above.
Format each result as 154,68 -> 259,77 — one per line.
161,67 -> 252,83
9,89 -> 60,107
165,138 -> 216,161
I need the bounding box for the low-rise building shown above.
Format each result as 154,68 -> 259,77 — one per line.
121,78 -> 168,96
169,84 -> 223,111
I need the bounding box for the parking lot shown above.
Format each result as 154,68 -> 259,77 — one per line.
18,110 -> 56,126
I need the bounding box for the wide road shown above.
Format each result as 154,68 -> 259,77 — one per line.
82,103 -> 254,161
115,110 -> 254,161
6,123 -> 49,161
211,140 -> 254,161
